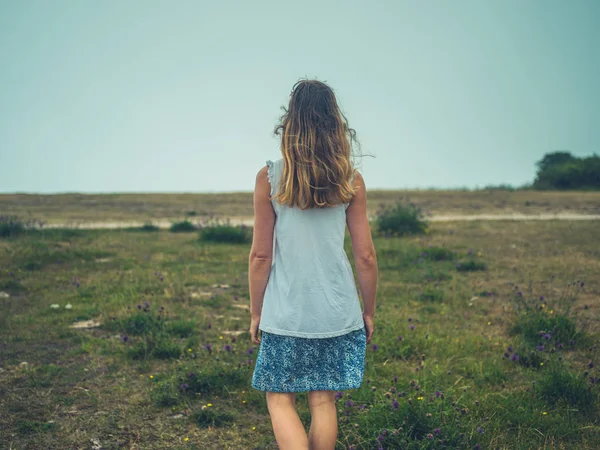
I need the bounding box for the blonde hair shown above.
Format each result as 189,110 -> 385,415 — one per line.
272,78 -> 360,209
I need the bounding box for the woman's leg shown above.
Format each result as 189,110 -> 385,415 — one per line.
266,391 -> 309,450
307,390 -> 337,450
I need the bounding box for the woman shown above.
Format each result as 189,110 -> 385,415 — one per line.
248,78 -> 378,450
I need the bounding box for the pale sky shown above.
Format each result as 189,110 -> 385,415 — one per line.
1,0 -> 598,193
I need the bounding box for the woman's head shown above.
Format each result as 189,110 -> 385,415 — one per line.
273,78 -> 360,209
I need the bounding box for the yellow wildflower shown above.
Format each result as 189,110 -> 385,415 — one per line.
188,348 -> 192,352
149,375 -> 154,379
252,426 -> 256,430
207,403 -> 213,407
242,400 -> 247,404
542,411 -> 547,415
549,310 -> 554,314
417,396 -> 424,400
184,437 -> 189,441
487,321 -> 491,325
219,336 -> 223,340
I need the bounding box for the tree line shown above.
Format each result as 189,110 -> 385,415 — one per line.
533,151 -> 600,190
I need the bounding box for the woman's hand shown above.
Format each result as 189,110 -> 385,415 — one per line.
249,315 -> 262,344
363,313 -> 374,344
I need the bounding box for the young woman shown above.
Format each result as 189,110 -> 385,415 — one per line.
248,78 -> 378,450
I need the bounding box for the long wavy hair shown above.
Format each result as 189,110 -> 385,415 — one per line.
272,78 -> 361,209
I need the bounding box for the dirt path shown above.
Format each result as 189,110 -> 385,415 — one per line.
40,213 -> 600,229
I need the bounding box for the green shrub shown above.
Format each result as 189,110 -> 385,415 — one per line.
199,224 -> 251,244
510,311 -> 581,349
0,215 -> 42,238
455,259 -> 487,272
169,220 -> 198,233
537,367 -> 595,412
375,201 -> 428,237
420,247 -> 455,261
140,221 -> 160,232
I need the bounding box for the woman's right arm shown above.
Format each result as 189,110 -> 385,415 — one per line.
345,170 -> 378,343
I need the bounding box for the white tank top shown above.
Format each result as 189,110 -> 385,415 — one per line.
258,158 -> 364,338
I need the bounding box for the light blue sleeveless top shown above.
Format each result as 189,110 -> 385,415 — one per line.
258,158 -> 364,339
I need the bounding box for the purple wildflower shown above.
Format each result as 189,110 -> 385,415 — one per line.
392,399 -> 399,410
120,335 -> 129,342
543,333 -> 552,340
397,336 -> 403,341
345,399 -> 354,408
427,433 -> 434,440
434,427 -> 441,435
536,344 -> 544,351
224,344 -> 232,352
335,391 -> 343,400
409,324 -> 415,330
371,344 -> 379,351
511,353 -> 519,361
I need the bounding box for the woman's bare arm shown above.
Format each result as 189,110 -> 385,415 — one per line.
345,170 -> 378,324
248,165 -> 275,320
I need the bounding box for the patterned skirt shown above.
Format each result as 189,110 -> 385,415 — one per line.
251,327 -> 367,392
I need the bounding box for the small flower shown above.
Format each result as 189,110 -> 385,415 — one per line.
65,303 -> 72,309
417,396 -> 423,401
345,400 -> 354,408
409,324 -> 415,330
569,339 -> 575,346
371,344 -> 379,351
476,426 -> 484,434
434,427 -> 440,435
435,390 -> 442,398
207,403 -> 212,407
136,304 -> 142,310
588,361 -> 594,369
392,399 -> 399,410
426,433 -> 434,440
543,333 -> 552,340
121,335 -> 129,342
397,336 -> 403,341
335,391 -> 343,400
408,317 -> 412,322
50,304 -> 60,309
536,344 -> 544,351
246,348 -> 254,355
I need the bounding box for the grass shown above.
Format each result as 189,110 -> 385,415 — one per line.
0,220 -> 599,449
2,190 -> 600,224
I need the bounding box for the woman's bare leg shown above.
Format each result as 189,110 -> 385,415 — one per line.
307,390 -> 337,450
266,391 -> 309,450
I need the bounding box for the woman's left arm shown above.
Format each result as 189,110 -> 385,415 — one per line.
248,165 -> 275,343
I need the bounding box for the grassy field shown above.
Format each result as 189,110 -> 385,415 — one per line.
2,190 -> 600,225
1,220 -> 599,449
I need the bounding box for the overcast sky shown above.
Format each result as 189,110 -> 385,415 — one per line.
1,0 -> 598,193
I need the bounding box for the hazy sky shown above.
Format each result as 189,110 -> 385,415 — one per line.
1,0 -> 598,193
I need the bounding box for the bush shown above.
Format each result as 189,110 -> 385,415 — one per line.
198,217 -> 251,244
169,220 -> 198,233
455,259 -> 487,272
0,215 -> 44,238
537,367 -> 595,412
375,201 -> 428,237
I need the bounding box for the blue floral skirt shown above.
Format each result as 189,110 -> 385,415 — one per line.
251,327 -> 367,392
